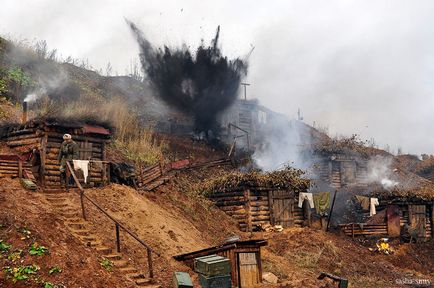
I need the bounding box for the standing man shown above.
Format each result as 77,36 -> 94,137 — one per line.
58,134 -> 79,187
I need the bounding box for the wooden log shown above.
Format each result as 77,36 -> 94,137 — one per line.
216,201 -> 246,207
218,205 -> 245,212
0,161 -> 31,167
7,138 -> 40,147
45,176 -> 60,181
251,220 -> 271,224
228,214 -> 247,220
45,164 -> 62,171
0,172 -> 18,177
4,133 -> 38,141
250,200 -> 269,207
5,129 -> 39,137
209,191 -> 245,198
0,167 -> 20,171
250,211 -> 270,217
252,215 -> 270,221
224,212 -> 247,217
48,133 -> 107,143
215,196 -> 246,202
250,206 -> 269,211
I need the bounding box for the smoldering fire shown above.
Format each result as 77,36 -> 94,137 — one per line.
127,20 -> 248,135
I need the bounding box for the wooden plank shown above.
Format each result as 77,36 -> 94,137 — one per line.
245,189 -> 252,232
409,205 -> 427,238
238,252 -> 260,288
387,205 -> 401,237
41,134 -> 48,188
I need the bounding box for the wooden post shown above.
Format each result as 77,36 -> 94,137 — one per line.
268,190 -> 274,225
115,223 -> 121,253
352,223 -> 355,238
326,190 -> 338,232
147,248 -> 153,279
40,134 -> 48,189
244,189 -> 252,232
431,205 -> 434,238
18,160 -> 23,179
257,250 -> 263,284
80,191 -> 86,220
106,163 -> 111,185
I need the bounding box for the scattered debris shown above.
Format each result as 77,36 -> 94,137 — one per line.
318,272 -> 348,288
369,238 -> 394,255
262,271 -> 279,284
258,223 -> 284,232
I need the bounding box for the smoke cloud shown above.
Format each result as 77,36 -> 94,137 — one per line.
366,155 -> 398,189
253,118 -> 311,171
127,20 -> 248,134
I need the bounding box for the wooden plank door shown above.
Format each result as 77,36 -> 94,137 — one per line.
386,205 -> 401,237
78,141 -> 93,160
409,205 -> 426,238
271,190 -> 294,227
238,253 -> 259,288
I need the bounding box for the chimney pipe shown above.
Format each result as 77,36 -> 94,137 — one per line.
22,101 -> 28,124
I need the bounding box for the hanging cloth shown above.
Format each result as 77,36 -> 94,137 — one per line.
370,198 -> 379,216
313,192 -> 331,216
298,192 -> 314,208
355,195 -> 370,211
73,160 -> 90,183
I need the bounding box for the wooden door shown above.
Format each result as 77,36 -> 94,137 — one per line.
386,205 -> 401,237
340,161 -> 356,185
238,253 -> 259,288
409,205 -> 426,238
271,190 -> 294,227
78,141 -> 93,160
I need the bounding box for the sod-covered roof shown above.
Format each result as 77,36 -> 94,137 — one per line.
201,166 -> 311,194
369,169 -> 434,202
0,116 -> 112,138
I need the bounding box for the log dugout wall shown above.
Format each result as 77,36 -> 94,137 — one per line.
210,187 -> 304,232
312,158 -> 368,189
2,124 -> 109,189
340,204 -> 433,239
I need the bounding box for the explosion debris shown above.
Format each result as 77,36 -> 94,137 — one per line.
127,20 -> 248,135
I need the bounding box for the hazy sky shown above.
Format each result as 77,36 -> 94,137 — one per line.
2,0 -> 434,155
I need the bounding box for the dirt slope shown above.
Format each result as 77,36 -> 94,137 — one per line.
261,228 -> 433,288
0,178 -> 134,288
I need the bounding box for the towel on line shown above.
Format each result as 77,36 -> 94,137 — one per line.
370,198 -> 379,216
73,160 -> 90,183
298,192 -> 314,208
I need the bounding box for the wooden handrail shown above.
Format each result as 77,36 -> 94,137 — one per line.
65,161 -> 159,278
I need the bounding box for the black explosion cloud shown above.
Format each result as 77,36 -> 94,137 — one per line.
127,20 -> 248,135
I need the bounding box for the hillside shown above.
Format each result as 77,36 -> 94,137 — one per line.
0,35 -> 433,288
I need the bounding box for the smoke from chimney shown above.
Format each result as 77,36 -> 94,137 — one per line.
127,20 -> 248,135
22,101 -> 28,123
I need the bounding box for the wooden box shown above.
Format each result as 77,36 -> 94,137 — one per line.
199,274 -> 232,288
194,255 -> 231,277
172,272 -> 193,288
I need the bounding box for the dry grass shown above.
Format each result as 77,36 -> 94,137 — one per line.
32,95 -> 166,164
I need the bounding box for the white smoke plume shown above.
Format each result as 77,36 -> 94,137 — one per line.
252,117 -> 311,172
366,155 -> 398,189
